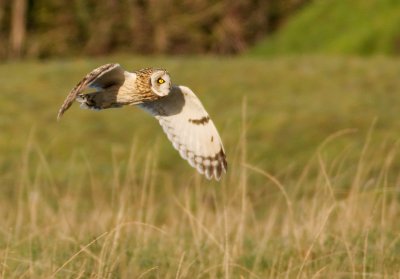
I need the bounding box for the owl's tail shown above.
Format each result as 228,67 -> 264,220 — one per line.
76,91 -> 122,110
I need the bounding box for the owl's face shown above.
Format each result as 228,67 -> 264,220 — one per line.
150,70 -> 171,97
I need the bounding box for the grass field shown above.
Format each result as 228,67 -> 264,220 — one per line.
1,55 -> 400,278
251,0 -> 400,56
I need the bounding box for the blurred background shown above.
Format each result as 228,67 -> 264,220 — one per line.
3,0 -> 305,58
2,0 -> 400,278
2,0 -> 400,59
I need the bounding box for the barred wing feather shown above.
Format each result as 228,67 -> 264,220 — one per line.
140,85 -> 227,180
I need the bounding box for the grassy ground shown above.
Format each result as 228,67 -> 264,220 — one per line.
251,0 -> 400,56
1,55 -> 400,278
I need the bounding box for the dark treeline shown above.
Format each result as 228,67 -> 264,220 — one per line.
1,0 -> 308,59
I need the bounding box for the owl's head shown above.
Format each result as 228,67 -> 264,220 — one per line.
149,69 -> 171,97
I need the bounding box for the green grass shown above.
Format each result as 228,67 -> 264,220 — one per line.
1,55 -> 400,277
251,0 -> 400,56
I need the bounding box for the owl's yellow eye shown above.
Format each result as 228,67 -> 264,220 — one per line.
157,78 -> 165,84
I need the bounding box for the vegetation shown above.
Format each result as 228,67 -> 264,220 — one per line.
0,0 -> 308,59
1,55 -> 400,277
251,0 -> 400,56
4,0 -> 400,59
2,1 -> 400,278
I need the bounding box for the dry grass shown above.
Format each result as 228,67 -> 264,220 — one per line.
1,116 -> 400,278
1,56 -> 400,278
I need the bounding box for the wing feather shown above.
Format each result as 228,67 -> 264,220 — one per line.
140,85 -> 227,180
57,63 -> 125,120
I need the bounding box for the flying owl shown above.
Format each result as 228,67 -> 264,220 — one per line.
57,63 -> 227,180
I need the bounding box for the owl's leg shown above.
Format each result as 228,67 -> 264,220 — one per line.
76,92 -> 100,110
76,91 -> 122,110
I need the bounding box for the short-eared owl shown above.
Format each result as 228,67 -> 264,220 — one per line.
57,64 -> 227,180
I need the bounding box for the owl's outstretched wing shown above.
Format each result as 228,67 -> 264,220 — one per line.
140,85 -> 227,180
57,63 -> 125,120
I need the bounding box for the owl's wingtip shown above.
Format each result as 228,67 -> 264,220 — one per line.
56,109 -> 64,121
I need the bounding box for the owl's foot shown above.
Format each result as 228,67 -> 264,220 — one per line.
76,94 -> 101,110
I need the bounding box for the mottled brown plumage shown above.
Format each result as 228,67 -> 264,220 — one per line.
57,63 -> 122,119
57,65 -> 169,119
135,68 -> 158,93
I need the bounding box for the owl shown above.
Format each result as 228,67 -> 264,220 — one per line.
57,63 -> 227,180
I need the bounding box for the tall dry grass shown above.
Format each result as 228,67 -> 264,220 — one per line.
0,105 -> 400,278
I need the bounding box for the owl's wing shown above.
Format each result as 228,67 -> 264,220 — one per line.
57,63 -> 126,120
140,85 -> 227,180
